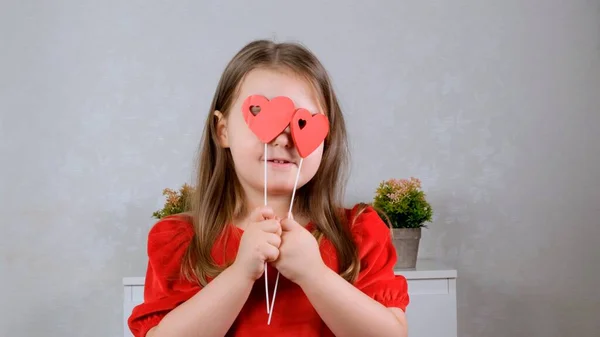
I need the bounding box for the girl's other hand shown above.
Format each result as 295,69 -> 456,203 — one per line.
232,206 -> 282,281
273,217 -> 326,285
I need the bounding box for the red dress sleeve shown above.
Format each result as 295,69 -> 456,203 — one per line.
349,205 -> 410,312
127,215 -> 202,337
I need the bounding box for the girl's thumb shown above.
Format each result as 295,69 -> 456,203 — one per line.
280,218 -> 297,231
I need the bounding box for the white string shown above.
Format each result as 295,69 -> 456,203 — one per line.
264,143 -> 268,206
287,158 -> 303,218
268,158 -> 303,325
267,271 -> 280,325
264,143 -> 270,314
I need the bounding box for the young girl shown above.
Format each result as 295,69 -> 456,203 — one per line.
128,39 -> 409,337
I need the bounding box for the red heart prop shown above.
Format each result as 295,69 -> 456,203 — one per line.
242,95 -> 296,143
291,109 -> 330,158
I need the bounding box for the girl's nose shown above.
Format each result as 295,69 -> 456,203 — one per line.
271,126 -> 293,148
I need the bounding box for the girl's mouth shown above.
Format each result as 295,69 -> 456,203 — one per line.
265,159 -> 295,168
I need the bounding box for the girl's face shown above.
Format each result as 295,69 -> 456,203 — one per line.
216,67 -> 324,198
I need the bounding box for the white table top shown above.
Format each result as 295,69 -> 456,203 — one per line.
123,259 -> 456,286
393,259 -> 457,280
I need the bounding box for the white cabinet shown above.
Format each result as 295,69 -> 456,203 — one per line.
395,259 -> 457,337
123,259 -> 457,337
122,278 -> 144,337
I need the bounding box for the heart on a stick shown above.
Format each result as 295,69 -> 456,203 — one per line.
242,95 -> 296,143
291,108 -> 330,158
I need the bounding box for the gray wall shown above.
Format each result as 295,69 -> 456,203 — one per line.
1,1 -> 599,336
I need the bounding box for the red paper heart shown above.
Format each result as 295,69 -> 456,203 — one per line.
242,95 -> 296,143
291,109 -> 330,158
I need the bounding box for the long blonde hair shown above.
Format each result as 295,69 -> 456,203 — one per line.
182,39 -> 361,286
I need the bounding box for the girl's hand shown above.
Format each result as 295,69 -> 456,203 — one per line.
273,217 -> 326,285
232,206 -> 282,282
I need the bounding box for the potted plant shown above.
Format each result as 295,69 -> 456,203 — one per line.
373,177 -> 433,269
152,183 -> 193,219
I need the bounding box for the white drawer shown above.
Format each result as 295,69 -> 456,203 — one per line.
131,285 -> 144,302
407,278 -> 449,295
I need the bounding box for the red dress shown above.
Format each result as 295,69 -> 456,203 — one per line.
128,205 -> 409,337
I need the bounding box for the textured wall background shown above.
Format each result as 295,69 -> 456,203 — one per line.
1,1 -> 599,336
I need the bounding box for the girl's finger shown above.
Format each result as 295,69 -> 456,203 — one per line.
250,206 -> 275,222
260,219 -> 282,234
280,218 -> 300,232
262,243 -> 280,262
265,233 -> 282,248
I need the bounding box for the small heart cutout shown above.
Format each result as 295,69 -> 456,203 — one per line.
242,95 -> 296,143
298,119 -> 307,129
249,105 -> 261,116
291,109 -> 330,158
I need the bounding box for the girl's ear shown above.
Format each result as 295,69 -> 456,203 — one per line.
214,110 -> 229,148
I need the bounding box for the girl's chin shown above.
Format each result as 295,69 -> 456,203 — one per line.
264,186 -> 296,195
